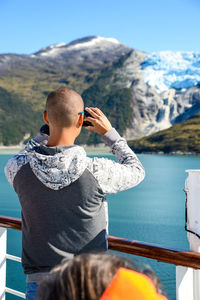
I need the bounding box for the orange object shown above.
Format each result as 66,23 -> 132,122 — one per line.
100,268 -> 168,300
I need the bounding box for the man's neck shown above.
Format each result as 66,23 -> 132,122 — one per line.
46,127 -> 76,147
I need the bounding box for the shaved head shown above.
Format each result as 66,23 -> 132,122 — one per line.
46,88 -> 84,128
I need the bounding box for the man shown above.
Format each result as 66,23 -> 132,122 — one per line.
5,87 -> 145,299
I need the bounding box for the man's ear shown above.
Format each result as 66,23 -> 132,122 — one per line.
78,113 -> 84,127
43,111 -> 49,125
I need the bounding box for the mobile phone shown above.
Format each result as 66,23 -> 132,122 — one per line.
83,109 -> 93,127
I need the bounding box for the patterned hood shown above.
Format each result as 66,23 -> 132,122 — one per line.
28,145 -> 88,190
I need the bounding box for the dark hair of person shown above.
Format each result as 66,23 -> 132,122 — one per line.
39,253 -> 164,300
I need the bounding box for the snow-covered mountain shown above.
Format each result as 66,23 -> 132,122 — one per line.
31,36 -> 132,71
34,36 -> 123,57
1,36 -> 199,93
0,36 -> 131,75
0,35 -> 200,144
142,51 -> 200,92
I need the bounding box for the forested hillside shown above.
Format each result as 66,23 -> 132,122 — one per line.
0,87 -> 42,145
0,52 -> 133,145
128,114 -> 200,154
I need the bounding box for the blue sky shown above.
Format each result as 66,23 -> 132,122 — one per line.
0,0 -> 200,54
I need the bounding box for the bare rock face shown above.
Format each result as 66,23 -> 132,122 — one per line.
172,86 -> 200,124
125,82 -> 200,140
125,81 -> 164,139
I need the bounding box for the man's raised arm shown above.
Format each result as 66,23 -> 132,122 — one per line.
85,107 -> 145,194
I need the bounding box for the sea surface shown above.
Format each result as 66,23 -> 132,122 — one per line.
1,153 -> 200,300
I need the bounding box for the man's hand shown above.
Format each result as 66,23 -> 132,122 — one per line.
84,107 -> 112,135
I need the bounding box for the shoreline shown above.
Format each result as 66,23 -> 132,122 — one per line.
0,145 -> 112,155
0,145 -> 199,156
134,151 -> 200,156
83,145 -> 111,155
0,145 -> 22,154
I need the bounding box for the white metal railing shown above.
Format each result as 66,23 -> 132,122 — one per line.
1,226 -> 200,300
178,169 -> 200,300
0,227 -> 25,299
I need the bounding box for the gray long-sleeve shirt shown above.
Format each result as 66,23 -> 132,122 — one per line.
4,128 -> 145,275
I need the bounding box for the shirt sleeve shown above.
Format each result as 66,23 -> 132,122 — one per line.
4,133 -> 48,187
86,128 -> 145,194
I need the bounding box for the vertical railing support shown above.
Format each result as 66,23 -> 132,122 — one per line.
176,267 -> 193,300
0,228 -> 7,300
177,170 -> 200,300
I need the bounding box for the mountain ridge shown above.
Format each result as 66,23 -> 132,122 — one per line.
0,36 -> 200,147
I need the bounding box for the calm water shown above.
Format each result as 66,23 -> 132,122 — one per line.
1,153 -> 200,300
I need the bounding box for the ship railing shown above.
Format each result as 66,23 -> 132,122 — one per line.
1,215 -> 200,300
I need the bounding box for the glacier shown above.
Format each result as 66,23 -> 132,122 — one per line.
142,51 -> 200,92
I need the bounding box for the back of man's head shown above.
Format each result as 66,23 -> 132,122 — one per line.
46,88 -> 84,128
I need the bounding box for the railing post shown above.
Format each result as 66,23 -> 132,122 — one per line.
177,170 -> 200,300
176,266 -> 193,300
0,227 -> 7,300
